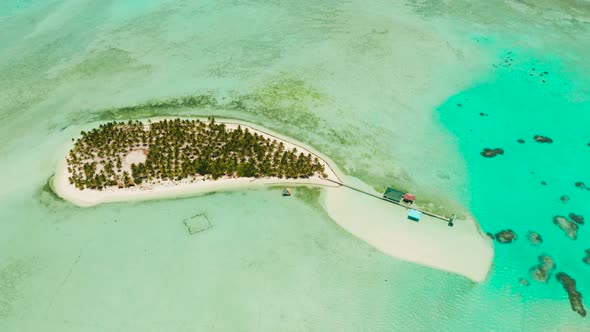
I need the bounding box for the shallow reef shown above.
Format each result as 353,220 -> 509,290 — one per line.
556,272 -> 587,317
553,215 -> 578,240
81,78 -> 325,136
519,278 -> 530,286
533,135 -> 553,143
494,229 -> 516,243
529,255 -> 555,283
527,231 -> 543,245
480,148 -> 504,158
569,213 -> 585,225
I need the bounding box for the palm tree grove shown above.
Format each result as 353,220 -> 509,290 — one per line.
66,118 -> 328,190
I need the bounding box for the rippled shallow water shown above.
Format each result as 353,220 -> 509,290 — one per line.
1,1 -> 590,331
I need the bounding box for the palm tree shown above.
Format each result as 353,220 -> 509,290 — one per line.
68,118 -> 329,190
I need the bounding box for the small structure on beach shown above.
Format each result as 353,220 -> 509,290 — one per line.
408,209 -> 422,222
383,187 -> 404,202
402,193 -> 416,204
448,214 -> 455,227
282,188 -> 292,196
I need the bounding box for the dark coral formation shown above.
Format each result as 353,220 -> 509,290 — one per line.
556,272 -> 587,317
494,229 -> 517,243
486,232 -> 494,240
519,278 -> 530,286
534,135 -> 553,143
560,195 -> 569,203
527,231 -> 543,245
517,139 -> 525,144
569,213 -> 585,225
540,181 -> 547,186
584,249 -> 590,265
529,255 -> 555,282
481,148 -> 504,158
575,182 -> 589,191
553,215 -> 578,240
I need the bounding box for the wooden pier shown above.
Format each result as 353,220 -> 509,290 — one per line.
324,179 -> 453,223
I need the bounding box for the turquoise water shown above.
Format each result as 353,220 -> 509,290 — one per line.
438,48 -> 590,319
2,1 -> 590,331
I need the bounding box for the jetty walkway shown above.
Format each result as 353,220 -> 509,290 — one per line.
324,179 -> 453,223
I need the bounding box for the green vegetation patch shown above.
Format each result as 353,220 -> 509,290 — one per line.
227,78 -> 324,131
37,176 -> 71,210
67,118 -> 327,190
84,78 -> 324,133
293,186 -> 322,208
90,94 -> 219,122
35,177 -> 81,219
0,260 -> 31,318
58,48 -> 148,80
250,78 -> 324,109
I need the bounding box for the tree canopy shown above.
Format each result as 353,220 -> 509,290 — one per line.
67,118 -> 327,190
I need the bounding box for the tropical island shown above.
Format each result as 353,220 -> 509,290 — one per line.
54,118 -> 341,207
52,118 -> 493,283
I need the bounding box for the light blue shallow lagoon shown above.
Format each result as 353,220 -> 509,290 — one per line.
1,1 -> 589,331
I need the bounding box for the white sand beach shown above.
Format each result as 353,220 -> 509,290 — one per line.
54,169 -> 340,207
322,184 -> 494,282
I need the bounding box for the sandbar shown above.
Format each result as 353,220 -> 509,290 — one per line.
322,184 -> 494,282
